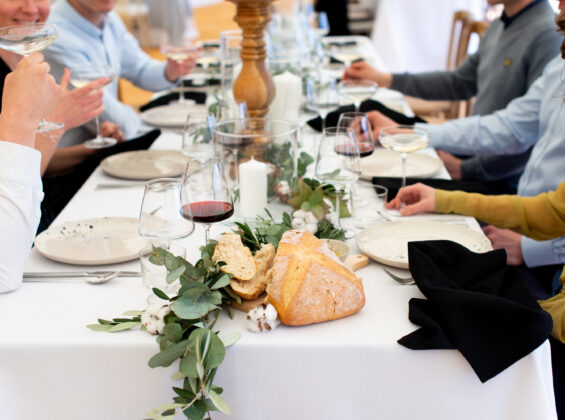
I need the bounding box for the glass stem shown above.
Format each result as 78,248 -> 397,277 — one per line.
204,224 -> 211,244
179,77 -> 185,105
94,115 -> 102,140
400,152 -> 407,207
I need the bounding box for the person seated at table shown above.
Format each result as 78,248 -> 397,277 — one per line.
387,181 -> 565,418
344,0 -> 560,193
367,4 -> 565,297
43,0 -> 197,148
0,0 -> 123,176
0,53 -> 62,293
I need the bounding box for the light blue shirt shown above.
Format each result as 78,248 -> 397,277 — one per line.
44,0 -> 174,146
419,54 -> 565,268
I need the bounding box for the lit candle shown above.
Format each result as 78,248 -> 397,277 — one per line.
239,157 -> 268,218
269,70 -> 302,122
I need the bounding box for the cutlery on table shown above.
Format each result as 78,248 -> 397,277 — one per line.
95,183 -> 145,190
23,271 -> 141,284
383,268 -> 415,285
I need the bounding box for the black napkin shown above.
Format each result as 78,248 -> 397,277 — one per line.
307,100 -> 427,132
39,129 -> 161,233
398,240 -> 553,383
329,56 -> 364,65
325,40 -> 357,48
139,92 -> 207,112
372,177 -> 489,200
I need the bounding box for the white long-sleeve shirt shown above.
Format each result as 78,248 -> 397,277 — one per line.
0,141 -> 43,293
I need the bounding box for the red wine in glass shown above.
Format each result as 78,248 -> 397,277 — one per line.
183,201 -> 234,223
334,142 -> 373,158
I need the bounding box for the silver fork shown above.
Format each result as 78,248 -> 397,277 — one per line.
383,268 -> 415,285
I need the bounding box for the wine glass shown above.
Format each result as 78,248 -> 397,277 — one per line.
379,125 -> 430,195
337,79 -> 378,111
313,12 -> 330,37
182,158 -> 234,244
330,48 -> 363,69
0,23 -> 63,132
314,127 -> 361,237
70,65 -> 117,149
161,44 -> 199,105
305,78 -> 341,131
194,39 -> 220,87
182,118 -> 216,163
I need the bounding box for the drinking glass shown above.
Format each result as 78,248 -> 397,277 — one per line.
305,78 -> 341,131
70,65 -> 116,149
0,23 -> 63,132
138,178 -> 194,249
337,79 -> 378,111
330,48 -> 363,69
312,11 -> 330,37
182,118 -> 216,163
182,158 -> 234,244
161,44 -> 199,105
379,125 -> 430,194
314,127 -> 361,237
194,39 -> 220,86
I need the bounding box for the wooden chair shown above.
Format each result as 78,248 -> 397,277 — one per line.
460,19 -> 490,116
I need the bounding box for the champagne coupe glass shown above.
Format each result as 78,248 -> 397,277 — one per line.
337,79 -> 378,111
70,65 -> 117,149
182,158 -> 234,244
161,44 -> 199,105
379,125 -> 430,194
337,112 -> 375,209
305,78 -> 340,131
138,178 -> 195,249
330,48 -> 363,69
314,127 -> 361,237
0,23 -> 63,132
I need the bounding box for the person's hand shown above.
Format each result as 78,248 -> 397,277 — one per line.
342,61 -> 392,88
165,56 -> 197,83
100,121 -> 125,142
0,53 -> 62,146
386,183 -> 436,216
366,111 -> 396,141
46,67 -> 105,131
437,150 -> 462,180
482,226 -> 524,265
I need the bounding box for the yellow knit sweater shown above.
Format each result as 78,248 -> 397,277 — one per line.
435,182 -> 565,342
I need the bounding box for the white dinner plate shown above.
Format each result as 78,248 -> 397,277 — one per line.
360,148 -> 443,180
34,217 -> 152,266
101,150 -> 190,180
356,221 -> 492,269
140,103 -> 208,128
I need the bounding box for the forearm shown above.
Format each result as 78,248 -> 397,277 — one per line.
460,150 -> 531,182
391,70 -> 476,101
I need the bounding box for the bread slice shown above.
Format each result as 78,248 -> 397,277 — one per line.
267,230 -> 365,326
230,243 -> 275,300
213,233 -> 256,281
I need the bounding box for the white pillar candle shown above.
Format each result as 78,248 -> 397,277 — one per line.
269,70 -> 302,122
239,157 -> 268,219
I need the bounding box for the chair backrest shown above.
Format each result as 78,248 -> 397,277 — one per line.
461,20 -> 490,116
446,11 -> 472,70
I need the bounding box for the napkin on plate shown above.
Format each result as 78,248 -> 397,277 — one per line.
307,100 -> 427,132
39,129 -> 161,233
398,240 -> 553,383
139,91 -> 207,112
371,177 -> 489,200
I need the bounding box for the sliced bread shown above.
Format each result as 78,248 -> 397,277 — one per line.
213,233 -> 256,281
231,243 -> 276,300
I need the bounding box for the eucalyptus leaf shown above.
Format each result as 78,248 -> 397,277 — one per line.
219,331 -> 241,348
166,265 -> 186,284
173,290 -> 219,320
108,322 -> 140,332
179,352 -> 199,378
173,386 -> 195,400
165,252 -> 180,271
210,274 -> 230,290
152,403 -> 185,411
152,288 -> 170,301
122,310 -> 143,316
171,371 -> 185,380
183,400 -> 207,420
207,389 -> 232,415
163,323 -> 183,343
148,339 -> 189,368
196,361 -> 205,380
86,324 -> 112,332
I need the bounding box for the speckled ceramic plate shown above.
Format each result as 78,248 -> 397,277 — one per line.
359,149 -> 443,180
34,217 -> 151,265
140,103 -> 208,128
101,150 -> 190,180
356,221 -> 492,269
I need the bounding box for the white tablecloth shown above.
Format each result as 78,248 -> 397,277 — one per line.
0,124 -> 557,419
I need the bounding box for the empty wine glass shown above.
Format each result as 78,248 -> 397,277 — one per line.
314,127 -> 361,237
379,125 -> 430,197
182,158 -> 234,244
70,65 -> 117,149
305,78 -> 341,131
182,117 -> 216,163
0,23 -> 63,132
161,43 -> 199,105
337,79 -> 378,111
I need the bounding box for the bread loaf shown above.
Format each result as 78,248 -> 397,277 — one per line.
230,243 -> 275,300
213,233 -> 256,281
266,230 -> 365,326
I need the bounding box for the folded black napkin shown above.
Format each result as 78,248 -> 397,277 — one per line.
325,40 -> 357,48
329,56 -> 364,65
307,100 -> 427,132
372,177 -> 489,200
39,129 -> 161,233
398,240 -> 553,383
139,92 -> 207,112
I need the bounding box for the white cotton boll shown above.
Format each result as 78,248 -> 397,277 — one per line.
293,209 -> 307,220
325,212 -> 339,226
304,212 -> 318,225
305,223 -> 318,234
291,218 -> 306,229
246,303 -> 280,333
277,181 -> 290,195
141,303 -> 171,335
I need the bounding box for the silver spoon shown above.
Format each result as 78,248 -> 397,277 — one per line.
383,268 -> 415,285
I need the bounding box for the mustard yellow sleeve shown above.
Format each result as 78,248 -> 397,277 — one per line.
434,182 -> 565,241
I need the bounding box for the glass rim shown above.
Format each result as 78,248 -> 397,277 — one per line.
0,23 -> 55,32
378,125 -> 429,136
144,178 -> 182,188
213,118 -> 298,139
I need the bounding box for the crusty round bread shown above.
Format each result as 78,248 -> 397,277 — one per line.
230,243 -> 275,300
213,233 -> 256,281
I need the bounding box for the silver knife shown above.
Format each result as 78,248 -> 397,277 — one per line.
95,183 -> 145,190
23,271 -> 141,279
